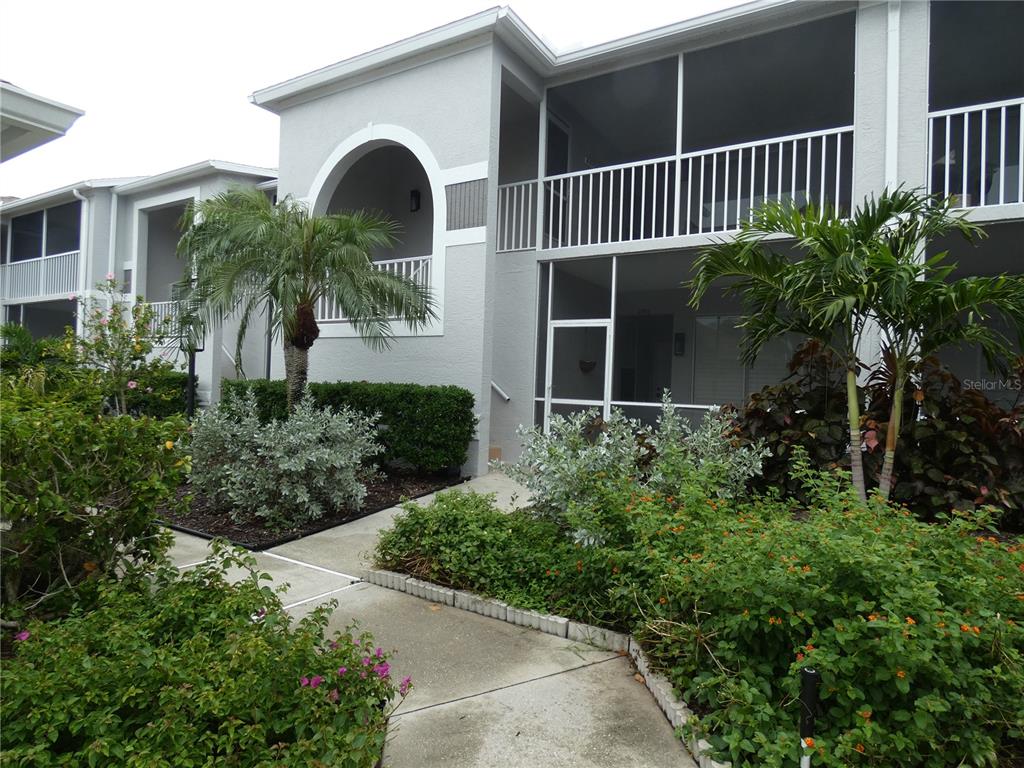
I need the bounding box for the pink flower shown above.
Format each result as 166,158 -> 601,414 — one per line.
373,662 -> 390,679
106,272 -> 115,280
399,676 -> 412,696
309,675 -> 324,689
127,381 -> 138,390
337,666 -> 348,676
360,671 -> 367,679
328,688 -> 339,702
68,293 -> 76,302
329,640 -> 339,650
374,646 -> 384,659
361,657 -> 372,666
300,676 -> 310,687
14,630 -> 30,642
99,317 -> 109,326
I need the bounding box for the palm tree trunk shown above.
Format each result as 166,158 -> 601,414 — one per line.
878,379 -> 904,501
847,367 -> 867,502
283,338 -> 309,411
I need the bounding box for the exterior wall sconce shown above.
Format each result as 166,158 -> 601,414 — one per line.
410,189 -> 421,212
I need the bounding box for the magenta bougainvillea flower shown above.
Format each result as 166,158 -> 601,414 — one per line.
374,646 -> 383,659
14,631 -> 30,642
399,676 -> 412,696
328,688 -> 339,702
337,666 -> 347,676
300,676 -> 310,687
309,675 -> 324,689
361,656 -> 372,666
373,662 -> 390,679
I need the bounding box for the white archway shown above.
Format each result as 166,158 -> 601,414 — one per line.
306,124 -> 446,336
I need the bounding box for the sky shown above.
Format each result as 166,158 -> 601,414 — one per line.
0,0 -> 747,199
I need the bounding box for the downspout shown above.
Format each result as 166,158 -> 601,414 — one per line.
108,191 -> 119,287
71,187 -> 90,336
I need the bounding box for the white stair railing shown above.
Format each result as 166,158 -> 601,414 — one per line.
928,96 -> 1024,208
496,180 -> 538,252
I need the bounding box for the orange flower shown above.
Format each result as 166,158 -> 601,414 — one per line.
960,624 -> 971,632
896,669 -> 906,679
612,566 -> 620,575
855,743 -> 866,753
857,710 -> 872,720
83,561 -> 97,573
803,737 -> 815,749
867,614 -> 879,622
802,565 -> 811,573
972,626 -> 981,634
905,616 -> 916,625
659,596 -> 668,605
796,652 -> 805,661
576,560 -> 583,573
805,643 -> 815,651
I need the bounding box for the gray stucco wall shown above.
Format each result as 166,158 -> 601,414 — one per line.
276,43 -> 494,201
268,241 -> 491,474
852,1 -> 888,201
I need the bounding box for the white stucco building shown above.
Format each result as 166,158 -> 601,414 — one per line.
2,1 -> 1021,474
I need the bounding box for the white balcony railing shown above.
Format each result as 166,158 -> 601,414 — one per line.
496,180 -> 538,252
928,96 -> 1024,208
1,250 -> 81,301
317,254 -> 432,322
148,300 -> 180,334
496,125 -> 854,252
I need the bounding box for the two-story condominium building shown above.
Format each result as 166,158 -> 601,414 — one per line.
0,161 -> 277,404
249,0 -> 1022,474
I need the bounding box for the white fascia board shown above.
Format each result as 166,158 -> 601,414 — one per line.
249,1 -> 839,112
112,160 -> 277,196
251,7 -> 508,111
0,178 -> 138,217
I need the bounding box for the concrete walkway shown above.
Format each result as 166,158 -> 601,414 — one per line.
167,473 -> 695,768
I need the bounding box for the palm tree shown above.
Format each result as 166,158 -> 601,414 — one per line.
864,194 -> 1024,497
690,198 -> 874,500
176,187 -> 436,410
690,188 -> 1024,502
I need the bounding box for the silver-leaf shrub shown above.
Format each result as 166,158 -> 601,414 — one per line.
501,394 -> 769,542
191,391 -> 381,529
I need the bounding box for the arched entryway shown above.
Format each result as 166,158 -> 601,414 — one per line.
324,144 -> 433,263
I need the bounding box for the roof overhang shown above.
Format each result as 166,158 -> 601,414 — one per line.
251,0 -> 856,112
0,82 -> 84,162
0,178 -> 137,217
111,160 -> 278,196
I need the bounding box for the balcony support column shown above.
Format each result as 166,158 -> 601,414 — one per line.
535,90 -> 547,250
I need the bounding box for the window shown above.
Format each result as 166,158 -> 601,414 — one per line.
45,201 -> 81,255
10,211 -> 43,262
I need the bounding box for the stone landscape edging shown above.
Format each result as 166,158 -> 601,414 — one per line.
362,567 -> 731,768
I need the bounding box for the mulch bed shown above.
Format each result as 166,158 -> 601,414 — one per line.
159,470 -> 467,551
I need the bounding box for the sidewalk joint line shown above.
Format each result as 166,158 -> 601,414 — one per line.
261,550 -> 361,581
175,560 -> 209,569
391,655 -> 621,719
282,582 -> 363,610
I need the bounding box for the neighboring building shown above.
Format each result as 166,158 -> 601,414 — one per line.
0,82 -> 84,162
0,160 -> 277,404
250,0 -> 1023,474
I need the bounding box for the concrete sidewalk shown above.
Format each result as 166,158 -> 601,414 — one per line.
167,473 -> 694,768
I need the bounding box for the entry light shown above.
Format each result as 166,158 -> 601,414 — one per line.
410,189 -> 421,212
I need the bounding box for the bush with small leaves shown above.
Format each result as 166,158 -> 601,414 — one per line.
1,544 -> 407,767
191,390 -> 382,529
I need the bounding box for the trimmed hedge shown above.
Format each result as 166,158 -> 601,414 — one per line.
222,379 -> 476,473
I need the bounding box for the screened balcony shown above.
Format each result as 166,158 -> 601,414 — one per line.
497,11 -> 855,253
1,200 -> 81,301
926,1 -> 1024,209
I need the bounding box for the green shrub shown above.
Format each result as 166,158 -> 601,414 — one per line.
376,472 -> 1024,766
191,391 -> 381,530
1,545 -> 404,767
223,379 -> 476,472
736,344 -> 1024,527
502,398 -> 767,546
124,365 -> 195,418
0,377 -> 188,621
375,490 -> 636,626
628,465 -> 1024,767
